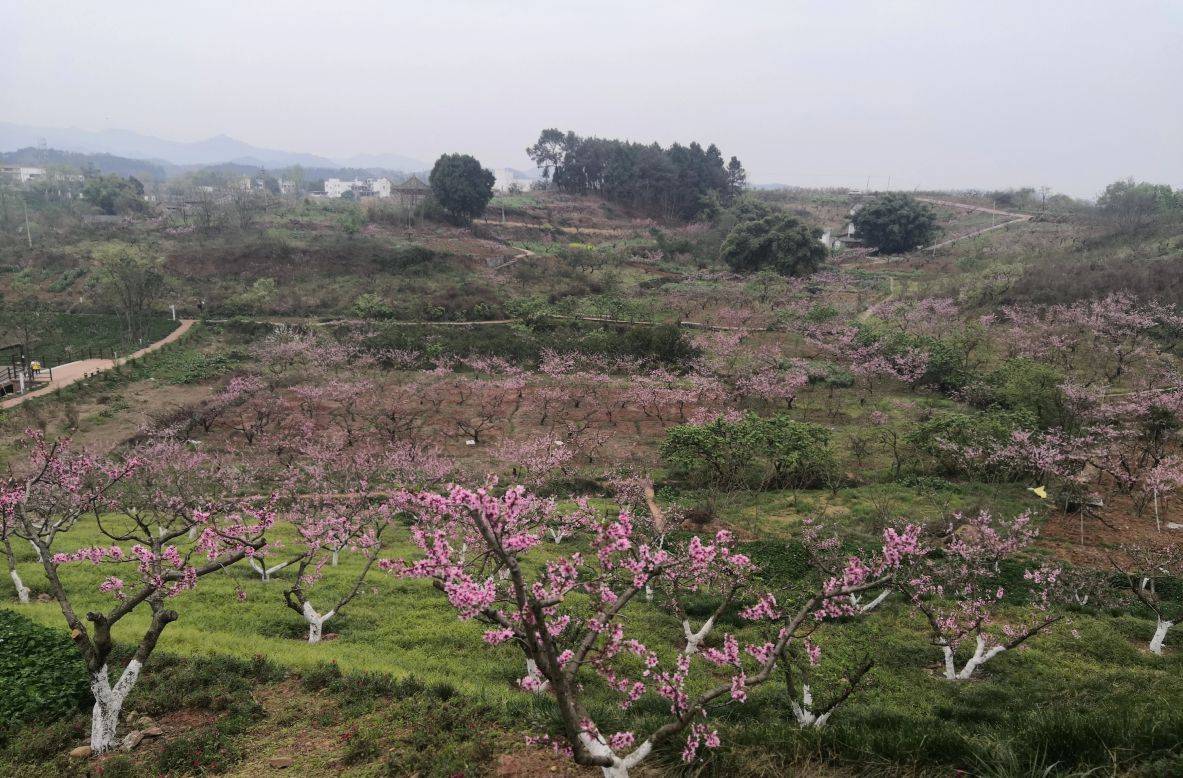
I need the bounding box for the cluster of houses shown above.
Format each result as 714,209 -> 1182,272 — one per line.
321,175 -> 430,206
1,164 -> 88,200
0,165 -> 48,184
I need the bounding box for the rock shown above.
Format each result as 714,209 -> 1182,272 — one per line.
120,731 -> 144,752
323,632 -> 340,641
136,715 -> 156,729
69,745 -> 92,759
269,757 -> 294,769
143,727 -> 164,737
36,593 -> 53,603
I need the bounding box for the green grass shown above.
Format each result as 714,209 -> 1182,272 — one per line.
6,501 -> 1182,774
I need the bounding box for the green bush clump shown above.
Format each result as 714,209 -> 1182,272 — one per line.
906,409 -> 1035,480
964,358 -> 1068,429
138,349 -> 236,384
0,610 -> 91,730
662,413 -> 837,490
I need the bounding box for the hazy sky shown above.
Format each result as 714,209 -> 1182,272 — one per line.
3,0 -> 1181,196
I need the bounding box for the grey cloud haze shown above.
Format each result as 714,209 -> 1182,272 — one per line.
3,0 -> 1180,197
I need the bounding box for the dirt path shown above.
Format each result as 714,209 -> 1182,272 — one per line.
857,276 -> 897,322
1,319 -> 196,410
915,197 -> 1032,251
483,219 -> 636,236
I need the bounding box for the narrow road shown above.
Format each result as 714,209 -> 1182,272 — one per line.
916,197 -> 1032,251
1,319 -> 197,410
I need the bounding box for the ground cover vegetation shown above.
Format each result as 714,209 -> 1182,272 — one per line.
1,152 -> 1182,775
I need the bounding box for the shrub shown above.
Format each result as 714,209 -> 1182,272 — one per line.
721,213 -> 826,276
906,409 -> 1035,479
963,358 -> 1067,429
0,610 -> 91,728
851,193 -> 940,254
661,413 -> 837,490
600,323 -> 700,365
156,728 -> 240,774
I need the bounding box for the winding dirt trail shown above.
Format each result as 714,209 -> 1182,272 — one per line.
916,197 -> 1032,251
1,319 -> 197,410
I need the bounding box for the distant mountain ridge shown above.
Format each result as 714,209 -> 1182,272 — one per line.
0,122 -> 427,172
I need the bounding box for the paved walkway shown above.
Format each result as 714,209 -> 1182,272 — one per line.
1,319 -> 197,410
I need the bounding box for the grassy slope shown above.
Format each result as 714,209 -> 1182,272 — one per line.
7,494 -> 1183,774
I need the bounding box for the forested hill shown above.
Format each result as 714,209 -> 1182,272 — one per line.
0,147 -> 171,182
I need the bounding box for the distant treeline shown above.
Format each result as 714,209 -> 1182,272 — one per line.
527,129 -> 745,221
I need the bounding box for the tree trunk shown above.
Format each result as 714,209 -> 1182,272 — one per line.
577,731 -> 653,778
302,601 -> 334,644
4,539 -> 29,603
1149,619 -> 1173,655
9,570 -> 29,604
524,658 -> 549,693
681,616 -> 715,656
790,684 -> 830,727
942,635 -> 1005,680
89,660 -> 142,753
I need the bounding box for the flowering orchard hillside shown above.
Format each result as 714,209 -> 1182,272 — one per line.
2,187 -> 1182,776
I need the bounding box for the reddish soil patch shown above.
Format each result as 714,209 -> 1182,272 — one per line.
1038,492 -> 1183,567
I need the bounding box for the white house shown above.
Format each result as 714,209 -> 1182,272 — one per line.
370,177 -> 392,197
18,166 -> 46,183
324,178 -> 364,198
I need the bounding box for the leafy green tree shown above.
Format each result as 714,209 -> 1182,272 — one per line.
82,175 -> 146,215
93,242 -> 167,342
429,153 -> 495,223
339,206 -> 365,237
720,212 -> 826,276
1097,179 -> 1180,231
726,156 -> 747,198
851,193 -> 939,254
661,413 -> 836,490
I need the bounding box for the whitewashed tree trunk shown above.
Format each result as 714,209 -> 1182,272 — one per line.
89,661 -> 142,753
790,683 -> 832,728
849,589 -> 890,614
9,569 -> 29,604
331,549 -> 340,567
681,615 -> 716,656
302,601 -> 334,644
30,540 -> 42,562
941,635 -> 1006,680
524,658 -> 549,693
249,558 -> 293,582
188,525 -> 198,541
1149,619 -> 1173,655
577,731 -> 653,778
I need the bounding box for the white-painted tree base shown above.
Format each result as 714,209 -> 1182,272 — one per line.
524,658 -> 549,693
248,558 -> 294,582
578,731 -> 653,778
850,589 -> 890,614
681,616 -> 716,656
90,661 -> 142,753
790,684 -> 832,728
10,569 -> 29,604
1149,619 -> 1173,655
942,635 -> 1006,680
303,601 -> 335,644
